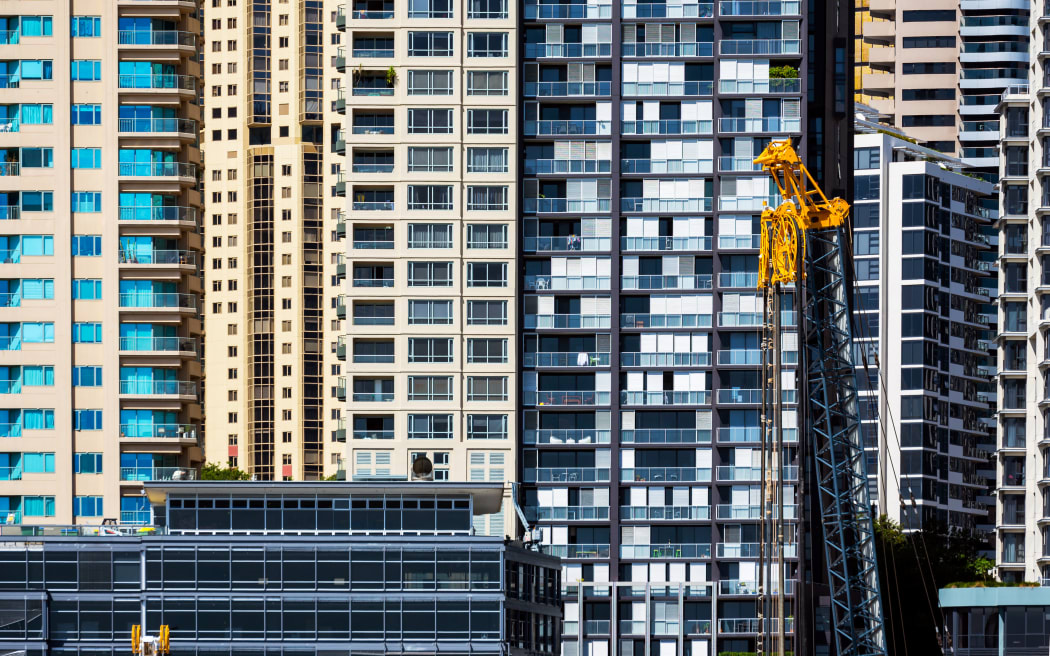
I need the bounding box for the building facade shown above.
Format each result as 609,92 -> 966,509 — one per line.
202,0 -> 345,480
337,0 -> 518,537
0,1 -> 204,524
851,126 -> 997,533
938,585 -> 1050,655
518,0 -> 847,653
0,481 -> 562,655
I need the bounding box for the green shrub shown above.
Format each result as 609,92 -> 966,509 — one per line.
768,65 -> 798,79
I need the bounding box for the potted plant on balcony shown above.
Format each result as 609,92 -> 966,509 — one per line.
769,65 -> 798,79
385,66 -> 397,87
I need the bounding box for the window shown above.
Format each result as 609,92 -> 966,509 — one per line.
408,261 -> 453,286
408,0 -> 453,18
408,414 -> 454,439
72,366 -> 103,387
902,115 -> 954,127
855,259 -> 879,281
408,299 -> 453,324
19,104 -> 52,125
853,147 -> 880,171
71,148 -> 102,169
408,376 -> 453,401
902,9 -> 955,21
467,300 -> 508,325
19,60 -> 52,80
467,32 -> 507,57
407,108 -> 453,134
73,322 -> 103,343
19,16 -> 53,37
19,147 -> 51,168
72,279 -> 102,300
467,262 -> 507,287
467,185 -> 508,210
74,453 -> 103,474
74,409 -> 102,431
20,235 -> 53,256
854,232 -> 879,256
467,224 -> 508,248
467,109 -> 508,134
407,147 -> 454,172
466,0 -> 508,17
902,175 -> 925,199
71,235 -> 101,256
408,223 -> 453,248
854,175 -> 879,201
71,16 -> 102,36
72,192 -> 102,213
408,32 -> 453,56
20,279 -> 53,300
467,147 -> 508,173
902,88 -> 955,101
902,36 -> 955,48
21,192 -> 53,212
467,376 -> 507,401
22,322 -> 53,342
467,70 -> 508,95
22,496 -> 54,517
74,496 -> 104,517
354,301 -> 395,325
902,62 -> 955,75
22,453 -> 54,473
71,60 -> 102,81
408,337 -> 454,363
407,70 -> 454,95
71,104 -> 102,125
467,414 -> 507,439
408,185 -> 453,210
467,338 -> 507,363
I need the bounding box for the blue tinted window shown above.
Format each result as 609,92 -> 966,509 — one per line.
71,192 -> 101,212
70,16 -> 101,36
73,322 -> 102,343
72,235 -> 101,256
72,279 -> 102,299
71,60 -> 101,81
74,409 -> 102,430
71,148 -> 101,169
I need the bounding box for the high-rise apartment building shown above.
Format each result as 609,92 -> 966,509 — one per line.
337,0 -> 518,535
0,3 -> 204,523
518,0 -> 848,652
994,84 -> 1048,583
851,122 -> 996,533
202,0 -> 344,480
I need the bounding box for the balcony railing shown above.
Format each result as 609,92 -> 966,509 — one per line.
622,197 -> 712,212
119,424 -> 198,440
525,159 -> 612,174
353,430 -> 395,440
524,198 -> 611,213
524,236 -> 611,252
523,467 -> 611,483
621,43 -> 713,57
523,391 -> 611,406
118,162 -> 197,178
621,158 -> 713,174
118,74 -> 196,91
524,81 -> 612,97
718,426 -> 797,443
621,236 -> 712,251
622,81 -> 713,96
621,120 -> 713,135
716,503 -> 798,519
620,505 -> 710,520
623,3 -> 714,17
118,293 -> 196,310
118,336 -> 197,353
542,543 -> 612,558
719,0 -> 801,14
621,313 -> 712,328
620,390 -> 711,405
118,206 -> 198,223
621,467 -> 712,482
525,120 -> 611,136
620,543 -> 711,559
717,465 -> 799,481
719,78 -> 801,94
717,543 -> 797,558
118,118 -> 198,134
117,30 -> 197,46
720,579 -> 795,594
620,352 -> 711,367
620,428 -> 712,444
0,162 -> 18,176
720,273 -> 760,288
119,380 -> 197,396
524,313 -> 611,329
528,506 -> 611,521
119,249 -> 196,266
524,274 -> 610,291
523,429 -> 611,444
719,617 -> 795,633
120,467 -> 197,481
719,117 -> 801,133
718,389 -> 797,404
524,43 -> 612,58
352,392 -> 395,402
718,156 -> 764,172
719,39 -> 801,55
621,274 -> 712,290
523,351 -> 610,367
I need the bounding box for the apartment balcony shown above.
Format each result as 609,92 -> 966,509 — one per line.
718,543 -> 797,559
620,390 -> 711,405
120,467 -> 197,482
620,428 -> 712,444
353,428 -> 394,440
622,81 -> 713,97
523,390 -> 611,406
620,505 -> 711,520
621,352 -> 711,367
621,274 -> 712,290
719,310 -> 796,327
621,197 -> 711,212
718,426 -> 797,443
352,83 -> 394,97
718,389 -> 796,404
525,159 -> 611,174
716,465 -> 798,481
716,503 -> 798,520
0,162 -> 17,177
525,313 -> 611,329
524,43 -> 612,58
619,619 -> 712,635
117,161 -> 197,183
119,424 -> 198,441
523,429 -> 612,444
117,74 -> 196,95
621,236 -> 712,252
542,544 -> 611,559
524,2 -> 611,19
620,543 -> 711,559
621,467 -> 712,482
523,467 -> 611,483
621,120 -> 713,136
118,336 -> 197,356
118,249 -> 196,269
118,293 -> 196,313
524,235 -> 611,252
719,272 -> 760,288
720,579 -> 795,595
620,312 -> 712,328
524,198 -> 610,213
719,617 -> 795,634
719,39 -> 800,55
524,274 -> 610,291
527,506 -> 611,521
118,379 -> 197,399
117,30 -> 197,51
525,120 -> 612,136
351,274 -> 394,287
336,335 -> 347,360
334,130 -> 345,155
621,43 -> 713,57
523,351 -> 610,367
335,87 -> 346,113
719,117 -> 801,133
524,81 -> 612,98
719,0 -> 801,15
622,2 -> 713,17
118,205 -> 198,226
621,159 -> 712,174
118,118 -> 198,139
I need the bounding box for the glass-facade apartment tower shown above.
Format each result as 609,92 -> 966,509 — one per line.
520,0 -> 850,653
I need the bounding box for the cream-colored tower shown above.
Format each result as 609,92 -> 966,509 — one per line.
203,0 -> 344,479
0,1 -> 204,524
339,0 -> 517,534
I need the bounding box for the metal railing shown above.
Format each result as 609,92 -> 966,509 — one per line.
118,162 -> 197,178
118,380 -> 197,396
120,467 -> 198,481
119,424 -> 198,439
117,30 -> 197,46
118,336 -> 197,353
119,249 -> 196,266
119,293 -> 196,310
118,118 -> 198,133
118,206 -> 198,223
117,74 -> 196,91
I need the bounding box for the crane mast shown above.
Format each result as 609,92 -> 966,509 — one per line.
754,140 -> 887,656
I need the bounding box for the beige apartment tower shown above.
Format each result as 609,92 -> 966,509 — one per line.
339,0 -> 517,534
0,1 -> 204,524
202,0 -> 346,479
